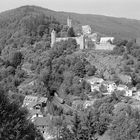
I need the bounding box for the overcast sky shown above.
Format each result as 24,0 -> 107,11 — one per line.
0,0 -> 140,20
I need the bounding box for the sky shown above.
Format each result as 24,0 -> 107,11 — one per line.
0,0 -> 140,20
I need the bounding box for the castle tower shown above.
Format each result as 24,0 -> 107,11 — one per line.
79,35 -> 85,50
51,29 -> 56,47
67,16 -> 72,28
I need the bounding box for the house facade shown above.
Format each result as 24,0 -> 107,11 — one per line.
85,76 -> 104,92
102,81 -> 117,93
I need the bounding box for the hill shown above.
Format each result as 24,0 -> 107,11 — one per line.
0,5 -> 140,40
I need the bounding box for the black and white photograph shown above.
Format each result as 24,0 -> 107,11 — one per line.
0,0 -> 140,140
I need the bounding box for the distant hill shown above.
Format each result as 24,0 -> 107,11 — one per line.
0,5 -> 140,41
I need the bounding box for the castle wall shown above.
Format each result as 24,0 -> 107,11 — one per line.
55,36 -> 85,49
95,43 -> 115,50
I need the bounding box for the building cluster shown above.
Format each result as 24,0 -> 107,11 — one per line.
19,73 -> 140,140
51,17 -> 115,50
84,76 -> 140,99
22,95 -> 58,139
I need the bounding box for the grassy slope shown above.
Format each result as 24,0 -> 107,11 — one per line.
0,6 -> 140,39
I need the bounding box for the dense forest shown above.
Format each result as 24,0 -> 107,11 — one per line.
1,5 -> 140,140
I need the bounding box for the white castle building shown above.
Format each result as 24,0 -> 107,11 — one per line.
100,37 -> 114,44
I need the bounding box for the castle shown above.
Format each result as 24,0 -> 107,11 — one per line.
51,17 -> 87,49
51,17 -> 115,50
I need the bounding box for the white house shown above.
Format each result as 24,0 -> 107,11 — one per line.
22,95 -> 38,107
117,84 -> 128,91
100,37 -> 114,44
91,84 -> 100,92
85,76 -> 104,92
125,90 -> 133,97
85,76 -> 104,85
102,81 -> 117,93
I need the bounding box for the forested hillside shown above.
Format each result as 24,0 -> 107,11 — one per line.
0,5 -> 140,43
1,5 -> 140,140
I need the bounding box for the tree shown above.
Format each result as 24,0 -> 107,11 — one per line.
73,61 -> 86,78
112,45 -> 125,55
109,105 -> 140,140
99,84 -> 108,93
85,65 -> 97,76
59,123 -> 73,140
67,27 -> 75,37
9,51 -> 23,68
0,88 -> 43,140
136,83 -> 140,90
60,112 -> 97,140
82,111 -> 96,140
60,113 -> 81,140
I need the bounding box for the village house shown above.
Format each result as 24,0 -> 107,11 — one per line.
22,95 -> 48,108
85,76 -> 104,92
85,76 -> 104,85
91,83 -> 101,92
102,81 -> 117,93
125,89 -> 133,97
22,95 -> 48,121
117,84 -> 128,91
22,95 -> 38,107
38,97 -> 48,107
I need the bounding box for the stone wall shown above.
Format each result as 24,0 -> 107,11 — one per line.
95,43 -> 115,50
55,36 -> 86,49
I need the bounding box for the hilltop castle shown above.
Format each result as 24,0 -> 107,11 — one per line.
51,17 -> 87,49
51,17 -> 115,50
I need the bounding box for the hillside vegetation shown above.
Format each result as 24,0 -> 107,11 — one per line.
0,5 -> 140,42
1,5 -> 140,140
